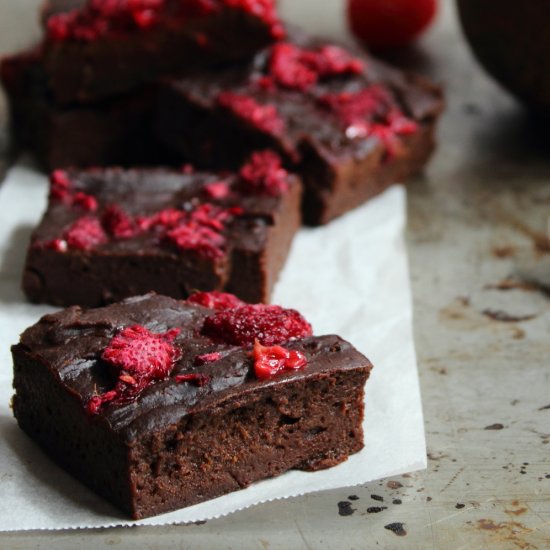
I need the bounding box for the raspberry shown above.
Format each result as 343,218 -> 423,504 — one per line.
268,42 -> 364,92
252,340 -> 307,380
138,208 -> 186,231
72,192 -> 98,212
164,204 -> 232,259
49,169 -> 72,203
202,304 -> 312,346
239,151 -> 289,196
102,325 -> 180,378
187,291 -> 246,310
102,205 -> 137,238
204,181 -> 230,199
64,216 -> 107,251
194,352 -> 223,365
217,92 -> 285,137
175,373 -> 211,386
318,86 -> 417,154
88,325 -> 181,415
166,224 -> 225,259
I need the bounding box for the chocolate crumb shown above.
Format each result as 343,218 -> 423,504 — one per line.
455,503 -> 465,509
348,495 -> 359,501
371,494 -> 384,502
367,506 -> 388,513
484,423 -> 504,430
393,499 -> 402,505
384,522 -> 407,536
427,496 -> 432,502
386,480 -> 403,489
338,501 -> 356,516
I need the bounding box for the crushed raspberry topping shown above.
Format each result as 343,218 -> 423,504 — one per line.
49,170 -> 72,202
217,92 -> 285,137
102,205 -> 137,238
318,86 -> 418,155
87,325 -> 181,415
266,42 -> 364,92
202,303 -> 312,346
194,352 -> 222,365
47,0 -> 283,42
72,192 -> 98,212
252,340 -> 307,380
163,204 -> 236,259
175,373 -> 211,386
239,150 -> 289,196
204,181 -> 230,199
187,290 -> 246,310
42,238 -> 68,252
50,170 -> 97,211
64,216 -> 107,250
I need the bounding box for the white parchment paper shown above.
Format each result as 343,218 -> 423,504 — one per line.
0,162 -> 426,530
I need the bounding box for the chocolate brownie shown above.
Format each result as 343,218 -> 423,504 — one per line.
0,48 -> 170,170
155,33 -> 444,225
11,292 -> 372,519
42,0 -> 284,104
22,154 -> 301,306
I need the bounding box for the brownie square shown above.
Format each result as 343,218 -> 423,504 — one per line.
11,292 -> 372,519
22,154 -> 301,306
155,33 -> 444,225
0,48 -> 171,170
41,0 -> 284,104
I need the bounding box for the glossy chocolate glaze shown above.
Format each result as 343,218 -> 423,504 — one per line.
14,294 -> 371,443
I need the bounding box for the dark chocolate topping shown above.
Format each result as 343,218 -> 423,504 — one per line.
32,165 -> 296,257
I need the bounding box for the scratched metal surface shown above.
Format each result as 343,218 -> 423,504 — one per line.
1,1 -> 550,548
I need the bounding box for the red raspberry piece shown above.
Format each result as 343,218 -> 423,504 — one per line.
166,223 -> 225,259
204,181 -> 230,199
138,208 -> 187,231
268,42 -> 364,92
187,291 -> 246,310
164,204 -> 234,259
312,45 -> 365,76
49,169 -> 72,203
239,151 -> 289,196
225,0 -> 284,38
318,86 -> 417,152
102,205 -> 137,238
175,373 -> 211,386
72,192 -> 98,212
217,92 -> 285,137
252,340 -> 307,380
269,43 -> 317,92
202,304 -> 312,346
64,216 -> 107,251
102,325 -> 181,379
40,238 -> 68,252
194,352 -> 222,365
88,325 -> 181,415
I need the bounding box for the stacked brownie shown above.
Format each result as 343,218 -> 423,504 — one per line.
1,0 -> 283,168
4,0 -> 443,520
